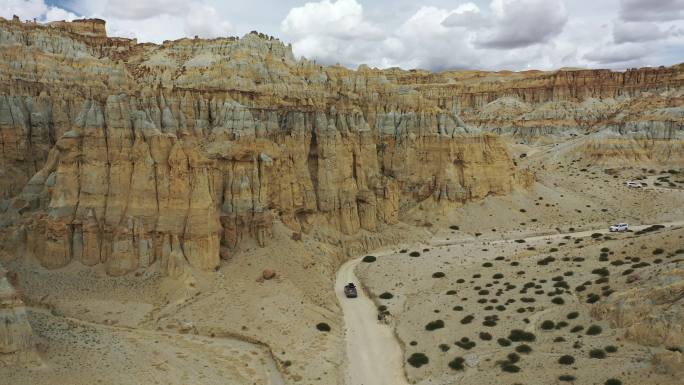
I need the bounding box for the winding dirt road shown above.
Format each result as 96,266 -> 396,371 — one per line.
336,258 -> 409,385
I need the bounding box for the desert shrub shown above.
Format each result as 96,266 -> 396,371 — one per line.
586,293 -> 600,304
362,255 -> 376,263
407,353 -> 429,368
515,344 -> 532,354
460,315 -> 475,324
559,375 -> 576,382
501,364 -> 520,373
541,320 -> 555,330
409,251 -> 421,257
446,290 -> 457,295
482,262 -> 493,267
570,325 -> 584,333
586,325 -> 603,335
592,267 -> 610,277
479,332 -> 492,341
448,357 -> 465,370
497,338 -> 512,347
515,239 -> 526,243
605,345 -> 618,353
410,341 -> 417,346
493,273 -> 504,279
554,337 -> 566,343
378,305 -> 387,311
439,343 -> 450,352
555,321 -> 569,329
432,272 -> 445,278
453,305 -> 464,311
455,337 -> 476,350
605,379 -> 622,385
456,278 -> 465,283
316,322 -> 331,332
508,329 -> 536,342
589,349 -> 606,359
567,311 -> 579,319
653,248 -> 665,255
558,355 -> 575,365
425,320 -> 445,331
449,225 -> 460,230
552,297 -> 565,305
379,292 -> 394,299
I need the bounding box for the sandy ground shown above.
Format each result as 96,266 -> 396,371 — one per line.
336,258 -> 409,385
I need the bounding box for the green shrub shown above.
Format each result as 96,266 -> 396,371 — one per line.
432,272 -> 445,278
508,329 -> 536,342
316,322 -> 331,332
409,251 -> 421,257
605,379 -> 622,385
515,344 -> 532,354
407,353 -> 429,368
551,297 -> 565,305
425,320 -> 445,331
567,311 -> 579,319
559,375 -> 576,382
362,255 -> 376,263
605,345 -> 618,353
586,325 -> 603,335
540,320 -> 555,330
379,292 -> 394,299
448,357 -> 465,370
501,364 -> 520,373
479,332 -> 492,341
589,349 -> 606,359
497,338 -> 512,347
439,343 -> 450,352
558,355 -> 575,365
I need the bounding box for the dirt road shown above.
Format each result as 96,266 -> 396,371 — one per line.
336,258 -> 410,385
335,220 -> 684,385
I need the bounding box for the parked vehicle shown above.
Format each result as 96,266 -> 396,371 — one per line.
609,223 -> 629,232
344,283 -> 358,298
626,181 -> 643,188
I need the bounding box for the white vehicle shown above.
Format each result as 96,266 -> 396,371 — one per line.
609,223 -> 629,232
626,181 -> 642,188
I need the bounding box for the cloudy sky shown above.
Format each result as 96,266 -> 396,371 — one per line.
2,0 -> 683,71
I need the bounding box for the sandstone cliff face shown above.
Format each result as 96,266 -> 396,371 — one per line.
0,264 -> 37,366
0,18 -> 527,275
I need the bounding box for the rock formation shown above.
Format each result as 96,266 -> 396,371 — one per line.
0,17 -> 681,275
0,264 -> 37,366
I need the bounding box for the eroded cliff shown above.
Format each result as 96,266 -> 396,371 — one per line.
0,18 -> 532,275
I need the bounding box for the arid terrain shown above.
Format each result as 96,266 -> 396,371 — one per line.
0,16 -> 682,385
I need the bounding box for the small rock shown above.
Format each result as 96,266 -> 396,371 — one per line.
262,269 -> 276,280
464,353 -> 479,368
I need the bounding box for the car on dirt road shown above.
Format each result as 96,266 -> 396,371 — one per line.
609,223 -> 629,232
626,181 -> 643,188
344,283 -> 358,298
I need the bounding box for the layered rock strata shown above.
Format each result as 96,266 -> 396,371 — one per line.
0,18 -> 529,275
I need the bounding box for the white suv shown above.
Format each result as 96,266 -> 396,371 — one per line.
609,223 -> 629,232
626,181 -> 642,188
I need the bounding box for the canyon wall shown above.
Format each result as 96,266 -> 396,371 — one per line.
0,17 -> 681,275
0,18 -> 525,275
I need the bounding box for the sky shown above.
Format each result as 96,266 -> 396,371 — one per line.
1,0 -> 683,71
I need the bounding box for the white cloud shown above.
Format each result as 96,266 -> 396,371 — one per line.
441,3 -> 488,29
0,0 -> 78,22
104,0 -> 187,20
583,42 -> 651,64
477,0 -> 568,49
282,0 -> 382,39
613,21 -> 669,44
0,0 -> 47,20
619,0 -> 684,22
184,3 -> 232,39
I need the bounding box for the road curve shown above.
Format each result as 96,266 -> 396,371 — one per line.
336,258 -> 410,385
